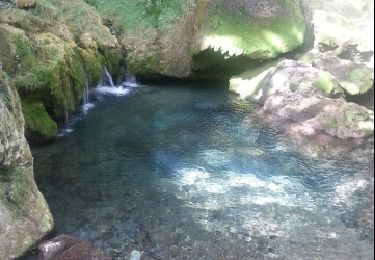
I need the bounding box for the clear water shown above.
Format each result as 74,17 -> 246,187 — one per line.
33,84 -> 374,260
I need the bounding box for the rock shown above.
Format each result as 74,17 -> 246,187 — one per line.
16,0 -> 36,9
119,0 -> 305,79
231,60 -> 374,139
0,69 -> 53,259
129,250 -> 142,260
79,33 -> 98,50
312,54 -> 374,96
38,234 -> 111,260
306,2 -> 374,56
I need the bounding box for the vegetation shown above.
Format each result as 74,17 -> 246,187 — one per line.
21,100 -> 57,140
84,0 -> 194,31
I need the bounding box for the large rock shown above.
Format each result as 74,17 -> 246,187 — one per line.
230,60 -> 374,139
38,234 -> 110,260
193,0 -> 305,59
0,0 -> 126,142
117,0 -> 306,79
0,70 -> 53,259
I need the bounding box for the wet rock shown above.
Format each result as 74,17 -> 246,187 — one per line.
38,234 -> 110,260
231,60 -> 374,139
0,70 -> 53,259
16,0 -> 35,9
129,250 -> 142,260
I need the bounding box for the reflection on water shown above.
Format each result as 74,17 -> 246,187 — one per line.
33,84 -> 374,259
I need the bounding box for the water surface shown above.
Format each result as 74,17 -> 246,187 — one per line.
33,84 -> 374,259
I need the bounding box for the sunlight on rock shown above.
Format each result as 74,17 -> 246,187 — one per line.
335,179 -> 368,203
229,68 -> 272,99
263,31 -> 287,52
203,35 -> 244,56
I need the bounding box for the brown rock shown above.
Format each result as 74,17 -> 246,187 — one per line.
38,234 -> 111,260
16,0 -> 36,9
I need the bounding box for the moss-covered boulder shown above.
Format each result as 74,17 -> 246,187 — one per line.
0,70 -> 53,259
21,100 -> 57,143
194,0 -> 305,59
230,59 -> 373,139
16,0 -> 36,9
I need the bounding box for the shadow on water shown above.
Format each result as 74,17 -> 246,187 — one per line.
29,83 -> 374,259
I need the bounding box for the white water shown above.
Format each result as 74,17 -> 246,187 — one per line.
96,67 -> 132,96
82,69 -> 95,113
122,70 -> 138,88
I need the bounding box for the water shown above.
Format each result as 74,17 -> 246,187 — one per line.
32,84 -> 374,260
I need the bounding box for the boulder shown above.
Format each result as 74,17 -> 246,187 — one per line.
16,0 -> 36,9
38,234 -> 110,260
118,0 -> 306,79
230,60 -> 374,139
0,70 -> 53,259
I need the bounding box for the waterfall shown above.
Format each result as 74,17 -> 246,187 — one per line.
122,70 -> 138,87
64,108 -> 69,124
82,68 -> 94,113
99,67 -> 115,87
96,67 -> 130,96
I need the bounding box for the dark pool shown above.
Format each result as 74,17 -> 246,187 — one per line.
32,84 -> 374,259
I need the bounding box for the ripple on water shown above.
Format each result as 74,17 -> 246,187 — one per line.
33,85 -> 374,260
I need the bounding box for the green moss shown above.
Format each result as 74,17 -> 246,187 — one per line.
84,0 -> 194,31
79,48 -> 105,85
13,34 -> 85,115
21,100 -> 57,140
201,1 -> 305,59
315,73 -> 343,97
344,67 -> 374,95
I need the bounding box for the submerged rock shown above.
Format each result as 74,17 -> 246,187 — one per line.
0,70 -> 53,259
230,60 -> 374,139
129,250 -> 142,260
38,234 -> 110,260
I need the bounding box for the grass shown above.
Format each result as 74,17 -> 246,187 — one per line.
84,0 -> 194,31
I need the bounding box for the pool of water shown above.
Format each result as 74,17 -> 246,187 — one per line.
32,84 -> 374,259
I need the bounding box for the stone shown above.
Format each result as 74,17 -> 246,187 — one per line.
16,0 -> 36,9
38,234 -> 111,260
230,60 -> 374,139
0,70 -> 53,259
129,250 -> 142,260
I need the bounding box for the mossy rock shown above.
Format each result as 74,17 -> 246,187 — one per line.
314,73 -> 344,97
342,67 -> 374,95
13,33 -> 85,116
79,48 -> 105,86
195,0 -> 305,59
21,99 -> 57,142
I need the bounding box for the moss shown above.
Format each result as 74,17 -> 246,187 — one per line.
343,67 -> 374,95
13,34 -> 85,116
315,73 -> 344,97
79,48 -> 105,86
200,0 -> 305,59
84,0 -> 194,31
21,100 -> 57,141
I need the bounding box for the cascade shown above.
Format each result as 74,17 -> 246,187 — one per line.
96,67 -> 130,96
99,67 -> 115,87
122,69 -> 138,87
82,68 -> 95,113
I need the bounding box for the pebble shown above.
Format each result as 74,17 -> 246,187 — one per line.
130,250 -> 142,260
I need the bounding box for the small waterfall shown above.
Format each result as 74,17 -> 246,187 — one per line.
82,68 -> 95,113
99,67 -> 115,87
96,67 -> 130,96
64,108 -> 69,124
122,69 -> 138,87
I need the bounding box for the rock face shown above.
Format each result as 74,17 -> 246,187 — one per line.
0,0 -> 126,142
0,70 -> 53,259
38,234 -> 110,260
230,60 -> 374,139
115,0 -> 306,79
